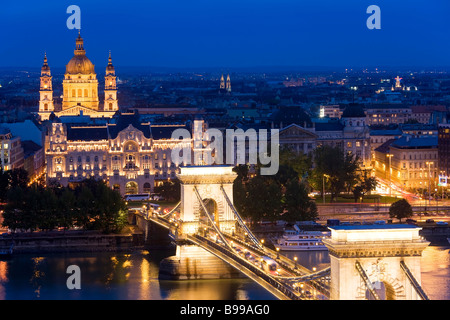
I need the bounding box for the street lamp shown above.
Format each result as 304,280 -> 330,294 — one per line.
386,154 -> 394,198
276,247 -> 280,259
323,174 -> 330,203
426,161 -> 433,207
293,256 -> 298,269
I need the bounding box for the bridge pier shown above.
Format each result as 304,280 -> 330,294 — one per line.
323,224 -> 430,300
159,244 -> 244,280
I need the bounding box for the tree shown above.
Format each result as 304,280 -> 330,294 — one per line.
353,170 -> 378,202
389,199 -> 413,222
312,145 -> 360,202
153,179 -> 181,202
237,176 -> 282,226
279,146 -> 312,180
283,178 -> 318,222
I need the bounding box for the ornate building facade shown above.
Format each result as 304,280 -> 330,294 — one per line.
45,112 -> 202,195
39,33 -> 119,120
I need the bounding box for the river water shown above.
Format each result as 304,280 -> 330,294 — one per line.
0,244 -> 448,300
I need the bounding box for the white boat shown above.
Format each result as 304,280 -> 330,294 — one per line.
276,225 -> 330,251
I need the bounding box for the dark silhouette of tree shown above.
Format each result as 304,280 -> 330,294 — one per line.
389,199 -> 413,222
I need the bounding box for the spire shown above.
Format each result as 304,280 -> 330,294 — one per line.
41,52 -> 50,73
220,74 -> 225,90
226,74 -> 231,93
74,31 -> 85,55
106,50 -> 115,74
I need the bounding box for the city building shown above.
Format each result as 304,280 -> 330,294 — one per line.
319,105 -> 342,119
438,123 -> 450,179
374,136 -> 438,192
45,111 -> 202,194
22,140 -> 45,183
410,105 -> 447,124
38,32 -> 119,120
365,104 -> 412,126
0,127 -> 24,171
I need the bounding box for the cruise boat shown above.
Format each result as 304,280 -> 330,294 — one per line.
276,225 -> 330,251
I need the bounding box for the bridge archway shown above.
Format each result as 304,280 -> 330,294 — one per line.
201,198 -> 219,227
365,281 -> 397,300
176,166 -> 238,236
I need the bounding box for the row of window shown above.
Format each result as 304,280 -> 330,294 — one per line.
65,89 -> 97,98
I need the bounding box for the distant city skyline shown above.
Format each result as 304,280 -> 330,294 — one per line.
1,1 -> 449,70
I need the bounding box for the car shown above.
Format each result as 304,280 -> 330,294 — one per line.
436,221 -> 448,226
426,219 -> 435,223
374,220 -> 386,225
405,219 -> 417,224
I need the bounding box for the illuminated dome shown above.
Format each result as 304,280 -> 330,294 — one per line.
65,33 -> 95,75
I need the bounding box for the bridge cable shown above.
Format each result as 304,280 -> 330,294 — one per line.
219,185 -> 264,250
400,260 -> 430,300
355,261 -> 381,300
193,186 -> 233,250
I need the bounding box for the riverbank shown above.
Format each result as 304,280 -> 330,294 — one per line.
0,227 -> 144,254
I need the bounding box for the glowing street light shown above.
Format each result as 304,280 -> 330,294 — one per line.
294,256 -> 298,269
386,154 -> 393,198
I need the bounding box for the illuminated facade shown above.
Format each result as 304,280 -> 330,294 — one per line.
374,136 -> 438,191
39,33 -> 118,120
323,224 -> 429,300
45,112 -> 203,194
0,127 -> 24,171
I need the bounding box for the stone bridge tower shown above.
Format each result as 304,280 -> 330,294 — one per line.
323,224 -> 430,300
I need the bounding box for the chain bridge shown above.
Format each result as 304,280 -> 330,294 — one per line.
134,166 -> 430,300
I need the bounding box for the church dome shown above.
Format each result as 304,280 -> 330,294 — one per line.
66,55 -> 95,74
65,33 -> 96,75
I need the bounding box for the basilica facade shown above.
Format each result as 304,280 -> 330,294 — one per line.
38,32 -> 118,120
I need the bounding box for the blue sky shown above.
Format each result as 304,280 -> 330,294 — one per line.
0,0 -> 449,69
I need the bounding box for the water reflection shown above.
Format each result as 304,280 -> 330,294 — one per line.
0,245 -> 447,300
420,246 -> 450,300
281,250 -> 330,271
0,250 -> 275,300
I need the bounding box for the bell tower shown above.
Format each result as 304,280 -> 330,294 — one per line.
226,74 -> 231,93
39,53 -> 55,117
104,51 -> 118,112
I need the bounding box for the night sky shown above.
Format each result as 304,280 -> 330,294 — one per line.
0,0 -> 449,70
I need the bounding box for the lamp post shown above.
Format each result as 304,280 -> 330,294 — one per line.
293,256 -> 298,269
426,161 -> 433,207
386,154 -> 393,198
323,174 -> 330,204
276,247 -> 280,259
